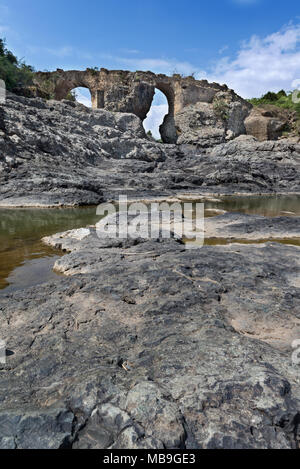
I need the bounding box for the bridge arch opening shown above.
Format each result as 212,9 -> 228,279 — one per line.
67,87 -> 92,107
143,89 -> 169,142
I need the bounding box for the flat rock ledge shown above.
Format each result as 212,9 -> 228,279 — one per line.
0,227 -> 300,448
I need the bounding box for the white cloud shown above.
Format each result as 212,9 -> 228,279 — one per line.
292,79 -> 300,89
231,0 -> 259,5
143,23 -> 300,135
202,23 -> 300,98
218,45 -> 229,55
143,104 -> 168,139
24,22 -> 300,106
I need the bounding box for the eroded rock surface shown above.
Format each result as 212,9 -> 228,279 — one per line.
0,228 -> 300,449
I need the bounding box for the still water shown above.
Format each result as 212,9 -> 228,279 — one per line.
0,207 -> 101,293
0,195 -> 300,294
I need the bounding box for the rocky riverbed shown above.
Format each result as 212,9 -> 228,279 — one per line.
0,93 -> 300,449
1,94 -> 300,207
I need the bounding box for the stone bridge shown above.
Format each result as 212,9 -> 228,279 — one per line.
34,68 -> 252,145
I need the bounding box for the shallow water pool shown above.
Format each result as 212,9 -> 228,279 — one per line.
0,194 -> 300,294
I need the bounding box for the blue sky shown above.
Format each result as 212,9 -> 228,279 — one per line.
1,0 -> 300,137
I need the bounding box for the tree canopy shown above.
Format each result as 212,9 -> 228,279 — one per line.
0,38 -> 34,92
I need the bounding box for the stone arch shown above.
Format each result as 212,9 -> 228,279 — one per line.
69,86 -> 92,107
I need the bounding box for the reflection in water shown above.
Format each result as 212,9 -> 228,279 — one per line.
0,195 -> 300,294
0,207 -> 101,293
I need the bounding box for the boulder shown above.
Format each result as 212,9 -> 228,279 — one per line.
175,90 -> 251,147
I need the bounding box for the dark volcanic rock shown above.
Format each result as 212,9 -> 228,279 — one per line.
1,92 -> 300,450
0,95 -> 300,207
0,230 -> 300,449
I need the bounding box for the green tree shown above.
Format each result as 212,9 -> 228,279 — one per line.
0,38 -> 34,92
65,89 -> 77,102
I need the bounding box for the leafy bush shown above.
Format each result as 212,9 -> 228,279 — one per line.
0,38 -> 34,92
65,90 -> 77,102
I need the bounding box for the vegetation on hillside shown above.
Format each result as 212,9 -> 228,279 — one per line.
248,90 -> 300,118
248,89 -> 300,137
0,38 -> 34,92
